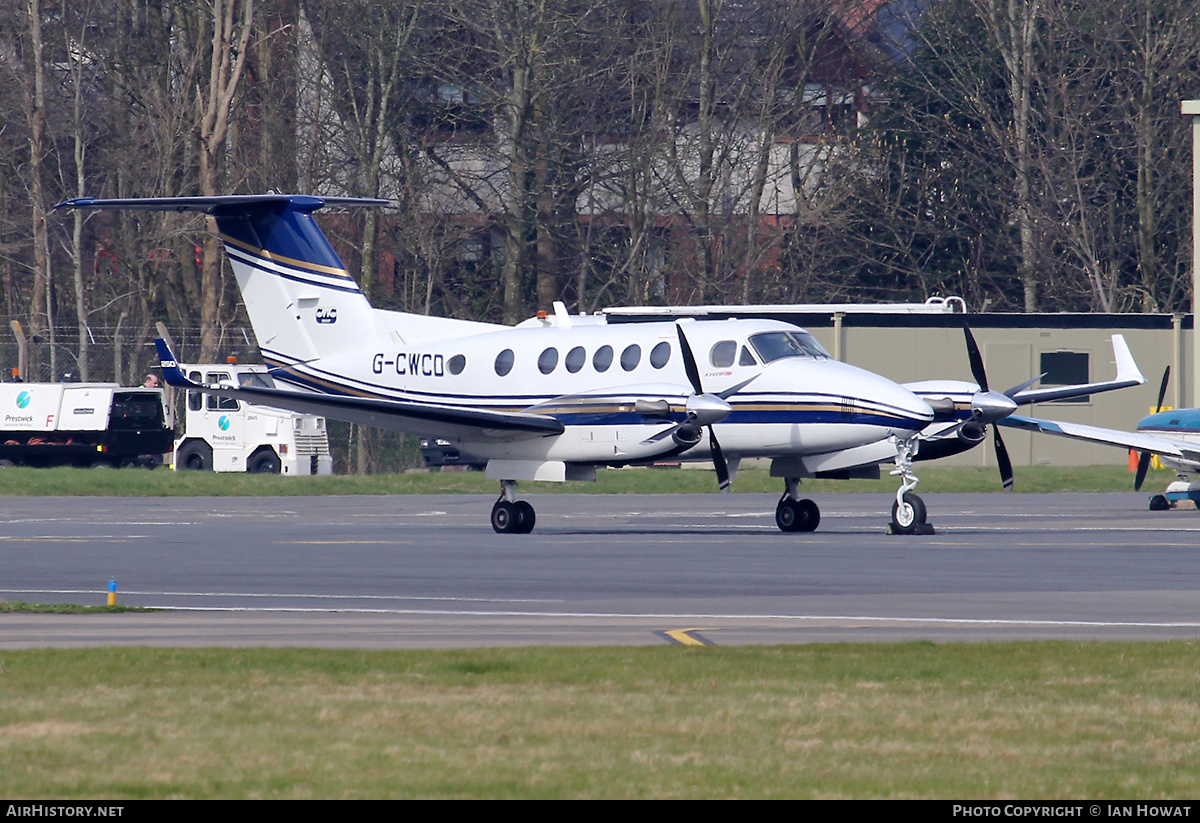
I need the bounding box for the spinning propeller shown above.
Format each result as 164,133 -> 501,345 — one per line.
640,325 -> 752,491
1134,366 -> 1170,492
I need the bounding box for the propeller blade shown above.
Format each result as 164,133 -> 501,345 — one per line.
1134,366 -> 1170,491
716,374 -> 758,400
1003,373 -> 1046,399
1154,366 -> 1170,413
710,427 -> 730,492
676,324 -> 704,395
963,324 -> 989,393
1134,451 -> 1152,492
639,425 -> 678,446
994,425 -> 1014,491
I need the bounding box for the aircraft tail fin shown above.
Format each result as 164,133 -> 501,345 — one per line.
58,195 -> 388,368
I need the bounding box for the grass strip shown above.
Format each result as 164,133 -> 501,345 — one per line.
0,643 -> 1198,799
0,463 -> 1167,497
0,601 -> 152,614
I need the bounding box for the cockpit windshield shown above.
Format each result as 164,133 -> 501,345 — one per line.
748,331 -> 830,362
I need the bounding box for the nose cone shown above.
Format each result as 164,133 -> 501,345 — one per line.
973,389 -> 1019,422
687,393 -> 733,427
825,361 -> 935,433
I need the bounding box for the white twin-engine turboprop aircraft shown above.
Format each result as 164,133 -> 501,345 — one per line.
57,195 -> 1145,534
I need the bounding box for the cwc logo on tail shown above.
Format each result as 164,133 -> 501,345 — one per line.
316,307 -> 337,324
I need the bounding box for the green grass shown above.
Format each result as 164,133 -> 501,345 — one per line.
0,601 -> 152,614
0,462 -> 1166,496
0,643 -> 1198,798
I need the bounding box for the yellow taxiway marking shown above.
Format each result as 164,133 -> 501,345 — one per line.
663,628 -> 716,646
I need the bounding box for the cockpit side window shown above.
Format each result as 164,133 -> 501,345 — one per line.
238,372 -> 275,389
739,346 -> 758,366
709,340 -> 736,368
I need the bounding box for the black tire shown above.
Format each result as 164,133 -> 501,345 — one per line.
514,500 -> 536,534
890,492 -> 927,534
491,500 -> 517,534
796,498 -> 820,532
776,498 -> 801,532
248,450 -> 282,474
176,441 -> 213,471
1149,494 -> 1170,512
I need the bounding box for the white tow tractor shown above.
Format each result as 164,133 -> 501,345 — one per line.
173,359 -> 333,475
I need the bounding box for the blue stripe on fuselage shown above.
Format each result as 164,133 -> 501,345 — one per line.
259,357 -> 928,431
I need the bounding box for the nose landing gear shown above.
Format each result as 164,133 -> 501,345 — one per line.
887,435 -> 934,535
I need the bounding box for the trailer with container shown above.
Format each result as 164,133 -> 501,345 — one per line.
0,382 -> 172,468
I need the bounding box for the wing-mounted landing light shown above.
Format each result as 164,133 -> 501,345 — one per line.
638,325 -> 756,492
1135,366 -> 1171,491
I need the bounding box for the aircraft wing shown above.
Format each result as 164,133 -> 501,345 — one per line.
1009,334 -> 1144,405
998,414 -> 1200,464
156,340 -> 563,440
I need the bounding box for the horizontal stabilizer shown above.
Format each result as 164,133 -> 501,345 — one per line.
155,338 -> 563,440
56,195 -> 389,214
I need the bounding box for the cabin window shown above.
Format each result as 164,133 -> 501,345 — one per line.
448,354 -> 466,375
565,346 -> 586,373
749,331 -> 829,363
593,345 -> 613,372
621,344 -> 641,371
538,347 -> 559,374
739,346 -> 758,366
710,340 -> 736,368
495,349 -> 514,377
650,341 -> 671,369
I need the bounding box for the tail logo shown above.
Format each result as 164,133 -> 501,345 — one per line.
316,307 -> 338,324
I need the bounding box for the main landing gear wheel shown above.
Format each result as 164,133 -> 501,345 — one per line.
1148,494 -> 1170,512
890,492 -> 928,535
776,497 -> 820,533
491,499 -> 536,534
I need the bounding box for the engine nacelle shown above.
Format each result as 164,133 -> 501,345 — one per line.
672,424 -> 703,448
959,420 -> 986,444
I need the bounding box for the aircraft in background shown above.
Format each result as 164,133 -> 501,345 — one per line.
999,367 -> 1200,511
57,194 -> 1143,534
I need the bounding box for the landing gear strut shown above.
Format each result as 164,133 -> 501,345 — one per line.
775,477 -> 820,533
888,435 -> 934,535
491,480 -> 536,534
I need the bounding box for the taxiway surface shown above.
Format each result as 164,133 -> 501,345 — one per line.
2,492 -> 1198,647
